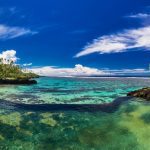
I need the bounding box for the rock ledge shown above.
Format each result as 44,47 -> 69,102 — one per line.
127,87 -> 150,100
0,79 -> 37,85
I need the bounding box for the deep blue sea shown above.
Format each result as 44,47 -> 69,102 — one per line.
0,77 -> 150,149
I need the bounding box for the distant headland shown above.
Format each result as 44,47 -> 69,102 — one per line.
0,58 -> 39,85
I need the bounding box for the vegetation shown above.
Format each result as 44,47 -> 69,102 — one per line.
0,58 -> 39,80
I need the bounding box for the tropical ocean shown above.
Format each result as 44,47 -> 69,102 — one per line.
0,77 -> 150,149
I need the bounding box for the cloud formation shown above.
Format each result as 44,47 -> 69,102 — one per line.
30,65 -> 150,77
107,68 -> 150,75
23,63 -> 32,67
0,50 -> 18,63
75,26 -> 150,57
30,64 -> 109,77
0,50 -> 148,77
0,24 -> 37,40
127,13 -> 150,19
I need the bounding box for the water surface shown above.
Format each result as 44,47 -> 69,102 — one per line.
0,77 -> 150,104
0,77 -> 150,150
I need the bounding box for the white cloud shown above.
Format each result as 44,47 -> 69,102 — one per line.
30,64 -> 110,77
0,50 -> 18,63
75,26 -> 150,57
0,24 -> 37,40
0,50 -> 148,77
30,65 -> 150,77
23,63 -> 32,67
127,13 -> 150,19
106,68 -> 150,75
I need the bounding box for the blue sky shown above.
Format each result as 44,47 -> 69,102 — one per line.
0,0 -> 150,76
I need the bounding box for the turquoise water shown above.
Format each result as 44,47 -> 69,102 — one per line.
0,77 -> 150,149
0,77 -> 150,104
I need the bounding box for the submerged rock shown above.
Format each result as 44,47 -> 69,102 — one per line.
127,87 -> 150,100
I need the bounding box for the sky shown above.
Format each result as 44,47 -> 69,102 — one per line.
0,0 -> 150,76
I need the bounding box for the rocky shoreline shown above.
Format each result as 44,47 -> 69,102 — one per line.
127,87 -> 150,101
0,79 -> 37,85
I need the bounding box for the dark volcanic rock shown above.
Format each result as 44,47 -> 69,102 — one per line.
127,87 -> 150,100
0,79 -> 37,85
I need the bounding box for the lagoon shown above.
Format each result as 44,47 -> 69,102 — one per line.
0,77 -> 150,149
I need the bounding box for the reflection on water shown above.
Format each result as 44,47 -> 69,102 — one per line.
0,98 -> 150,150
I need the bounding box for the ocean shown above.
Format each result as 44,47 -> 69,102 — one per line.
0,77 -> 150,149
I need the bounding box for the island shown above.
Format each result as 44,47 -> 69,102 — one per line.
0,58 -> 38,85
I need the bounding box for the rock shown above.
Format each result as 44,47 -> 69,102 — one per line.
0,79 -> 37,85
127,87 -> 150,101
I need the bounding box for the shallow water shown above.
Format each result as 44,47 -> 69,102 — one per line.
0,77 -> 150,150
0,77 -> 150,104
0,99 -> 150,150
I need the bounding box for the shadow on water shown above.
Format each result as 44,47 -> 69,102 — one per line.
0,96 -> 132,113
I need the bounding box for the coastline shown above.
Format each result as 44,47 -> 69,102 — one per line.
0,79 -> 37,85
39,76 -> 150,79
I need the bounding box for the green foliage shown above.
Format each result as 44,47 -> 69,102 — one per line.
0,58 -> 38,80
